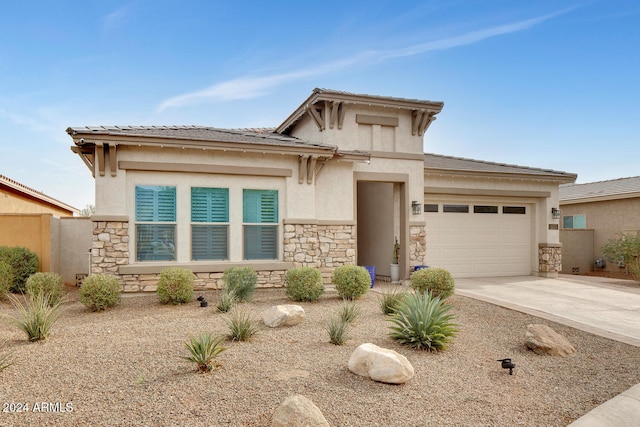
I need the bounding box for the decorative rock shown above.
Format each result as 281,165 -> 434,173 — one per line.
271,395 -> 329,427
348,343 -> 414,384
525,324 -> 576,356
261,305 -> 306,328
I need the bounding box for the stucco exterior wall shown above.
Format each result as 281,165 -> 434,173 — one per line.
59,217 -> 92,285
560,197 -> 640,272
0,189 -> 73,217
559,229 -> 594,274
0,214 -> 51,272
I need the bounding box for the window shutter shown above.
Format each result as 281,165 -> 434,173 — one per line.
136,186 -> 175,222
192,188 -> 228,222
243,189 -> 277,223
192,225 -> 228,260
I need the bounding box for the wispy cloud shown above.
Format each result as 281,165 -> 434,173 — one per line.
102,2 -> 137,35
157,8 -> 573,112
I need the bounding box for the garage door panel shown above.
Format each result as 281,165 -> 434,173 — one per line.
425,201 -> 532,278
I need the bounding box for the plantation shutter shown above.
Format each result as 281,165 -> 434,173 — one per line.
136,186 -> 176,222
191,188 -> 229,260
243,189 -> 278,259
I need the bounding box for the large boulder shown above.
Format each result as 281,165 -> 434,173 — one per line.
261,305 -> 305,328
271,395 -> 329,427
525,324 -> 576,356
348,343 -> 414,384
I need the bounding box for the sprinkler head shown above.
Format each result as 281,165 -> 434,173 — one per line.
497,358 -> 515,375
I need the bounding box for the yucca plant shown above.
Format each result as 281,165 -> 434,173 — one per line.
339,302 -> 360,324
0,340 -> 14,372
225,310 -> 259,342
326,316 -> 350,346
379,288 -> 408,315
183,333 -> 227,373
216,287 -> 238,313
388,291 -> 458,351
3,293 -> 64,342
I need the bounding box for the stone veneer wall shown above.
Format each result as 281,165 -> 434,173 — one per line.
91,221 -> 129,276
409,225 -> 426,268
538,243 -> 562,277
284,223 -> 356,283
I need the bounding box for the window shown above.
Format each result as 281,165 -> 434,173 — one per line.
243,189 -> 278,259
563,214 -> 586,229
135,186 -> 176,261
503,206 -> 526,215
191,188 -> 229,260
474,205 -> 498,214
424,204 -> 439,213
443,204 -> 469,213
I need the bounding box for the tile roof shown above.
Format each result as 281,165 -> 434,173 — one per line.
66,125 -> 337,151
560,176 -> 640,202
424,153 -> 577,180
0,174 -> 78,213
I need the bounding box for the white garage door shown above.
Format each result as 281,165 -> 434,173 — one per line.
425,201 -> 532,277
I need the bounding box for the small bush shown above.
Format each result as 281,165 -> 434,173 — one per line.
285,267 -> 324,302
339,302 -> 360,324
0,340 -> 14,372
157,267 -> 194,305
0,246 -> 39,293
79,274 -> 121,312
331,265 -> 371,300
222,267 -> 257,302
388,291 -> 458,351
3,293 -> 64,341
216,287 -> 238,313
327,316 -> 350,346
379,288 -> 408,315
225,310 -> 259,342
25,272 -> 65,306
410,267 -> 455,300
0,261 -> 12,301
183,333 -> 226,373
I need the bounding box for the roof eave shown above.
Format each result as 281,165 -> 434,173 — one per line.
425,168 -> 577,183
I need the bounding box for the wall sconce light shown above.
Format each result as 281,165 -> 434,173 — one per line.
551,207 -> 561,220
412,201 -> 421,215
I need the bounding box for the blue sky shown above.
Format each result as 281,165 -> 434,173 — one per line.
1,1 -> 639,211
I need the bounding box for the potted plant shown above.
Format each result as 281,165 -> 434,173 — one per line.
390,237 -> 400,282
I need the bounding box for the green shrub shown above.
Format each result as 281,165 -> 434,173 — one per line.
25,272 -> 65,306
602,233 -> 640,282
79,274 -> 121,312
0,340 -> 14,372
379,288 -> 408,315
285,267 -> 324,302
225,310 -> 259,342
0,246 -> 39,293
0,261 -> 12,301
2,293 -> 64,341
157,267 -> 194,305
182,333 -> 226,373
331,265 -> 370,300
339,302 -> 360,324
388,291 -> 458,351
410,267 -> 455,300
222,267 -> 257,302
215,287 -> 237,313
326,316 -> 350,346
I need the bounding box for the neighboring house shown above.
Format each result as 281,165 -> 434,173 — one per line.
67,88 -> 576,292
559,176 -> 640,274
0,174 -> 90,284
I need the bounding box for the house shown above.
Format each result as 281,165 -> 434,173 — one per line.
0,174 -> 90,284
559,176 -> 640,274
67,88 -> 576,292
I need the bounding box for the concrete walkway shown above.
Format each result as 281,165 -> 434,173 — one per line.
455,274 -> 640,427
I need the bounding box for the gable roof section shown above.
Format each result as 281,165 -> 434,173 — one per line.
424,153 -> 577,182
560,176 -> 640,204
276,88 -> 444,134
0,174 -> 78,214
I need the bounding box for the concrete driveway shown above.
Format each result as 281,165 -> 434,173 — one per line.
454,274 -> 640,427
455,274 -> 640,347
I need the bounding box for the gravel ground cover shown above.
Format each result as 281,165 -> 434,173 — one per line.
1,284 -> 639,427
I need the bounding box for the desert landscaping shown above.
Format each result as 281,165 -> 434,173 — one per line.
1,283 -> 640,426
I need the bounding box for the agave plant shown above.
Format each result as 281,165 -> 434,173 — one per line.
3,292 -> 64,342
183,333 -> 227,373
388,291 -> 458,351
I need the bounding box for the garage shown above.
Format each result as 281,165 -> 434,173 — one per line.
425,200 -> 533,277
